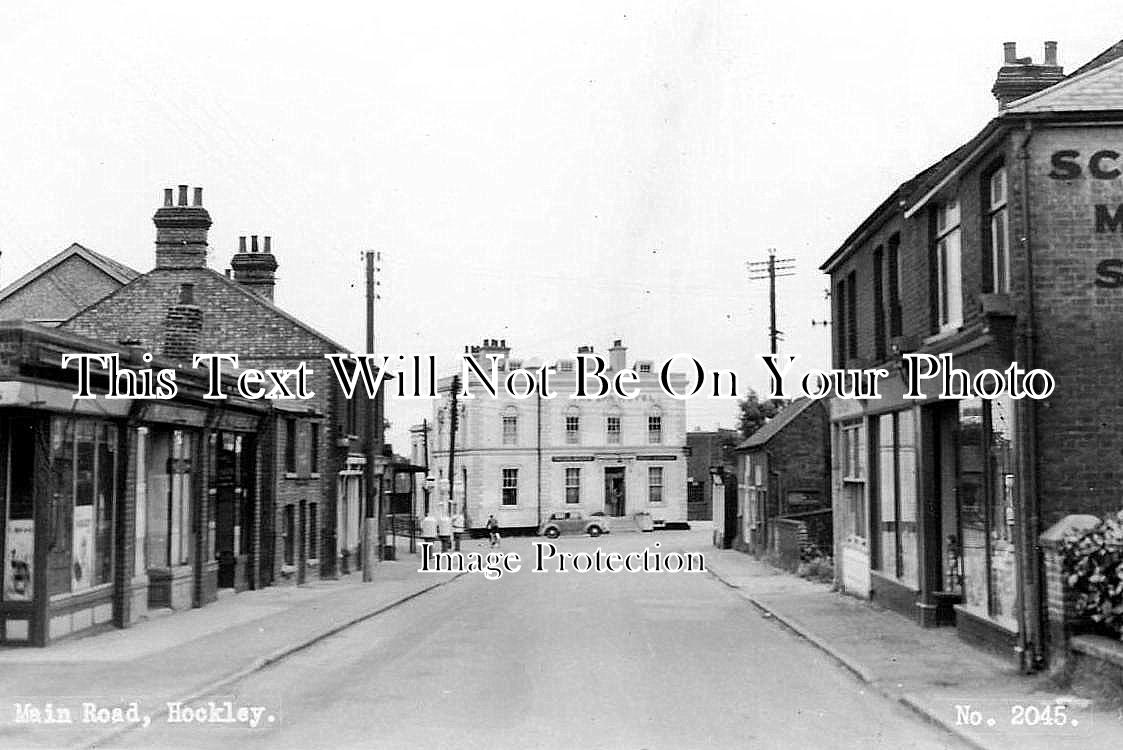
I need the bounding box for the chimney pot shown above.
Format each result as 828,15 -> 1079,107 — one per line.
1044,41 -> 1058,66
1003,42 -> 1017,64
163,188 -> 174,207
500,339 -> 506,347
239,236 -> 246,253
264,236 -> 271,253
177,185 -> 189,206
251,235 -> 259,253
192,187 -> 203,207
613,339 -> 622,347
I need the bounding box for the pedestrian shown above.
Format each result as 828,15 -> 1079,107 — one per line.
421,513 -> 438,551
437,513 -> 452,552
486,514 -> 501,547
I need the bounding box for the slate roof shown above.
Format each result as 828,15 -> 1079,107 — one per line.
736,397 -> 819,450
1006,54 -> 1123,114
0,242 -> 139,304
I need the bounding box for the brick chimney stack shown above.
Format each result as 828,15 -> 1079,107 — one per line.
992,41 -> 1065,110
154,185 -> 212,269
608,339 -> 627,371
230,234 -> 279,302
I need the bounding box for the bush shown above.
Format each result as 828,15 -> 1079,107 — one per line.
1060,510 -> 1123,639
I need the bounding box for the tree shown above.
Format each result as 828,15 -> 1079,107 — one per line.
737,390 -> 784,440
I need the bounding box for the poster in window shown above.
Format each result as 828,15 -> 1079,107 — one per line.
4,520 -> 34,601
72,504 -> 94,591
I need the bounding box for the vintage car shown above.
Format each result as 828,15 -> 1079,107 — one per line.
536,511 -> 608,539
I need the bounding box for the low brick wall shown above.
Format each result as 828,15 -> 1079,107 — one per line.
1040,514 -> 1123,702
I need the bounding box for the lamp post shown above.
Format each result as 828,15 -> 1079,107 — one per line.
423,474 -> 435,517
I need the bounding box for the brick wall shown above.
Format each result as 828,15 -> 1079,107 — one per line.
1026,125 -> 1123,525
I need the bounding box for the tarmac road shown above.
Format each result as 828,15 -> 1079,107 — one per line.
108,529 -> 965,749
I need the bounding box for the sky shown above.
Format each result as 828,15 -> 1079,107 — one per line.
0,2 -> 1120,450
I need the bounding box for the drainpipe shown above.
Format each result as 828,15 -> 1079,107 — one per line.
536,383 -> 542,527
1015,120 -> 1043,672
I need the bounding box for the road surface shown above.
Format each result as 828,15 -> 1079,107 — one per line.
110,529 -> 964,749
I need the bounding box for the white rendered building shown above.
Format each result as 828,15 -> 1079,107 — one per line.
430,339 -> 688,531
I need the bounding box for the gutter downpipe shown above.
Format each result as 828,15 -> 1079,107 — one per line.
536,381 -> 542,528
1016,120 -> 1044,673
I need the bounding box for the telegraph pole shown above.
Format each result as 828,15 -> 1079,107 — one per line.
748,250 -> 795,355
362,250 -> 382,579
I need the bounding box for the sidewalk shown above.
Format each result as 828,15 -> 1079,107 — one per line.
705,549 -> 1123,749
0,543 -> 461,750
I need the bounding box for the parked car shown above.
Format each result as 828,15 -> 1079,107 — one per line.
537,511 -> 609,538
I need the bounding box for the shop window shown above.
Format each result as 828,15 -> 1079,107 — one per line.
840,421 -> 867,544
145,429 -> 193,570
935,199 -> 963,332
285,418 -> 297,474
987,166 -> 1010,294
565,468 -> 580,504
606,415 -> 621,444
648,467 -> 664,504
501,468 -> 518,506
3,419 -> 36,601
45,417 -> 117,595
958,396 -> 1018,631
874,410 -> 918,586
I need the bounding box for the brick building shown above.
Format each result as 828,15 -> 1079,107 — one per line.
0,321 -> 268,645
431,339 -> 688,532
734,398 -> 830,565
820,39 -> 1123,668
685,428 -> 739,521
0,243 -> 138,325
62,185 -> 383,593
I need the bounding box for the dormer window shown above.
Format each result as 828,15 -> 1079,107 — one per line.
935,199 -> 963,332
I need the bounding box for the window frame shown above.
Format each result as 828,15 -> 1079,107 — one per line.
565,467 -> 581,504
606,414 -> 621,445
987,166 -> 1010,294
648,466 -> 664,504
501,467 -> 519,506
935,199 -> 963,333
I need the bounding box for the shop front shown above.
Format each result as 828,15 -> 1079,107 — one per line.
0,397 -> 129,646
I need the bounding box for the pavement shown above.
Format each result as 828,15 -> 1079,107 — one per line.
2,527 -> 1119,749
703,543 -> 1123,749
0,537 -> 462,750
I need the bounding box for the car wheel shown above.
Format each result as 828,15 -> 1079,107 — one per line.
588,526 -> 602,537
545,527 -> 560,539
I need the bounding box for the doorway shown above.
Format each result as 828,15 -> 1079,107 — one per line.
604,467 -> 626,516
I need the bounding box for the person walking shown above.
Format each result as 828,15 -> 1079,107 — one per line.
486,514 -> 501,547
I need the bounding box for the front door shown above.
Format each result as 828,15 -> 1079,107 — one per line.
215,433 -> 239,589
604,467 -> 626,516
